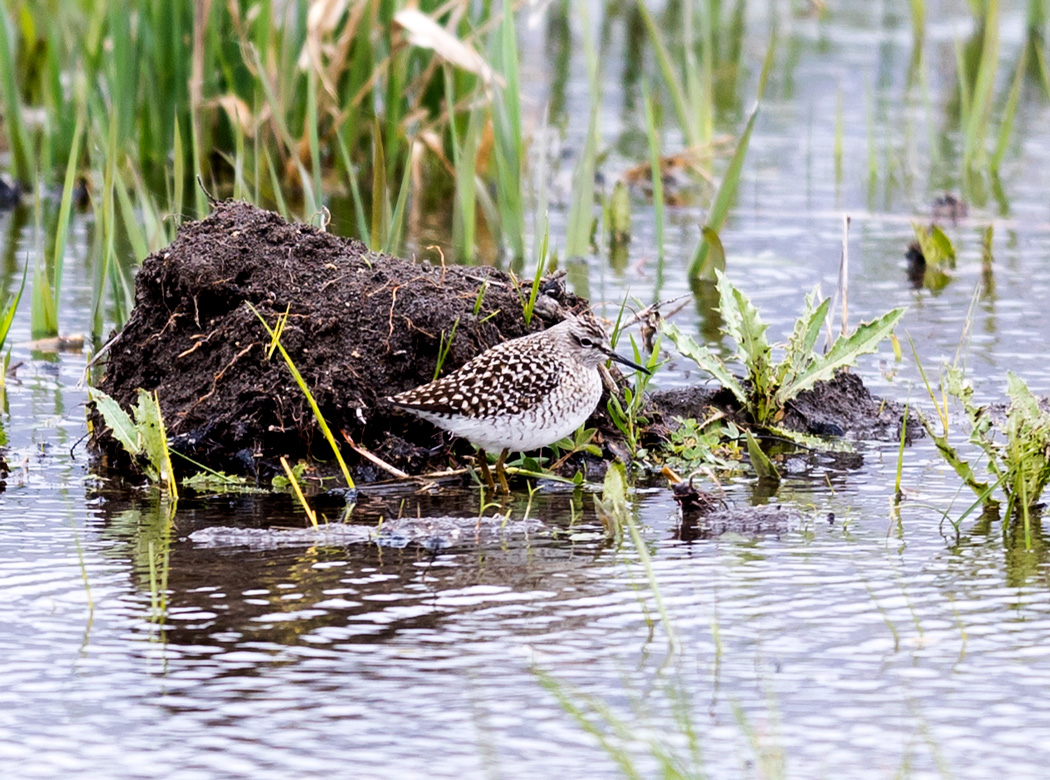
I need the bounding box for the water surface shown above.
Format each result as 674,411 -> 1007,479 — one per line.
4,2 -> 1050,778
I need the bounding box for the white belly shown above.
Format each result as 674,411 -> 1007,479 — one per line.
412,367 -> 603,452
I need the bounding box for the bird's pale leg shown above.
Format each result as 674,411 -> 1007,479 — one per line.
494,448 -> 511,494
476,449 -> 497,491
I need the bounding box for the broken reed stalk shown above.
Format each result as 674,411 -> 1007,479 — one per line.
840,214 -> 850,336
247,302 -> 356,490
340,431 -> 410,480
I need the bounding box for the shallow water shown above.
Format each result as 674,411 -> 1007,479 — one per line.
4,2 -> 1050,778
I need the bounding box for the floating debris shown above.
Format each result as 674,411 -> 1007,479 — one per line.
188,513 -> 545,551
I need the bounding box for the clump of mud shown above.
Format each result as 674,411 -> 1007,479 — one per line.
648,371 -> 915,443
91,200 -> 912,487
91,200 -> 602,481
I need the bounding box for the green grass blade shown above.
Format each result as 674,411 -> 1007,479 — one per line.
565,2 -> 599,259
384,144 -> 413,255
248,302 -> 356,489
337,130 -> 372,245
446,69 -> 478,260
491,5 -> 525,258
1035,43 -> 1050,101
963,0 -> 1000,169
173,116 -> 186,221
688,106 -> 759,280
0,264 -> 27,350
991,40 -> 1029,172
41,110 -> 86,338
641,83 -> 665,263
636,1 -> 699,147
0,9 -> 34,180
371,121 -> 388,252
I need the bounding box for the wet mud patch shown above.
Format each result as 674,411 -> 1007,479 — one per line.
91,200 -> 607,481
648,371 -> 917,443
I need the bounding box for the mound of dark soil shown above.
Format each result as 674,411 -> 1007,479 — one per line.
91,200 -> 602,482
91,200 -> 913,487
647,371 -> 916,443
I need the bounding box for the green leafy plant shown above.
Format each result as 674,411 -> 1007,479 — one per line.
548,426 -> 603,470
913,223 -> 956,267
921,365 -> 1050,547
662,271 -> 905,429
88,387 -> 178,499
667,415 -> 743,471
607,335 -> 662,456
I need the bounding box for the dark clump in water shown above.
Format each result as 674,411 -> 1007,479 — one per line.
0,176 -> 21,209
648,371 -> 915,443
89,200 -> 624,483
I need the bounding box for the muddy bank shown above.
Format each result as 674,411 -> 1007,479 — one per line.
91,200 -> 613,482
649,371 -> 917,444
91,200 -> 910,486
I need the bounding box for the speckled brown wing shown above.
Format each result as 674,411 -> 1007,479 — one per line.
388,337 -> 565,419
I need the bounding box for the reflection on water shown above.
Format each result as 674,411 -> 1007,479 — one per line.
3,451 -> 1050,777
4,1 -> 1050,778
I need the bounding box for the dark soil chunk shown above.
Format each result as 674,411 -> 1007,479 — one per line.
782,371 -> 915,441
91,201 -> 599,481
648,370 -> 916,443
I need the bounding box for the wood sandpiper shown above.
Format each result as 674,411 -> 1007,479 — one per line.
387,312 -> 648,492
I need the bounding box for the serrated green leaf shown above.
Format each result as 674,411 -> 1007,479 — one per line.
661,321 -> 748,407
715,270 -> 769,373
1006,371 -> 1043,420
89,387 -> 142,459
919,411 -> 989,498
776,307 -> 905,405
777,288 -> 830,387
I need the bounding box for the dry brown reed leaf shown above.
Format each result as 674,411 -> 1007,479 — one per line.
393,8 -> 504,87
298,0 -> 352,98
212,94 -> 257,137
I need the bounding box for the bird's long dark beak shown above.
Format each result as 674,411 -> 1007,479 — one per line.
605,348 -> 651,375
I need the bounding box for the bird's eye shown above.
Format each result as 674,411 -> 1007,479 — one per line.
579,337 -> 595,348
